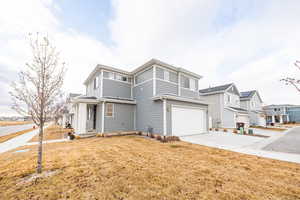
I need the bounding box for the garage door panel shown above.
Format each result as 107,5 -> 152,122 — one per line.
172,106 -> 206,136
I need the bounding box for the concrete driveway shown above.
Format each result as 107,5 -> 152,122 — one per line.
263,127 -> 300,154
180,129 -> 300,164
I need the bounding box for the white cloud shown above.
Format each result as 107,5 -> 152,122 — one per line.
1,0 -> 300,116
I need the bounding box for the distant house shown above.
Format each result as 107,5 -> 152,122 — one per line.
199,83 -> 250,129
240,90 -> 266,126
68,59 -> 209,137
263,104 -> 300,123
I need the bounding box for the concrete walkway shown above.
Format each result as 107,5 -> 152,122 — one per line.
0,123 -> 34,137
0,128 -> 40,153
26,138 -> 69,146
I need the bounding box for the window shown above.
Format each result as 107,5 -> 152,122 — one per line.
190,79 -> 196,91
116,74 -> 122,81
105,103 -> 114,117
181,75 -> 190,88
227,94 -> 231,103
164,70 -> 170,81
93,76 -> 99,89
108,72 -> 114,79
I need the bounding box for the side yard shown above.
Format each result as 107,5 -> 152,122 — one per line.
0,132 -> 299,199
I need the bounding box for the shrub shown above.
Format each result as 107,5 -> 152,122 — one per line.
156,135 -> 162,141
209,128 -> 213,131
215,128 -> 219,131
137,132 -> 142,136
233,129 -> 238,134
223,129 -> 228,132
150,133 -> 155,138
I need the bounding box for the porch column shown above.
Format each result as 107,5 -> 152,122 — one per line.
286,115 -> 290,122
271,115 -> 275,123
163,99 -> 167,136
77,103 -> 87,134
279,115 -> 283,123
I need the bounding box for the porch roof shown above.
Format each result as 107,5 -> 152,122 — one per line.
152,95 -> 209,106
71,95 -> 136,105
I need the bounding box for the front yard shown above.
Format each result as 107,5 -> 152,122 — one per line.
0,134 -> 299,199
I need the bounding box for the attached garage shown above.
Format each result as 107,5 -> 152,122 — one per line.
236,114 -> 250,129
171,105 -> 207,136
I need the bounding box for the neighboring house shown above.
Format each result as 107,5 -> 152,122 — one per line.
264,104 -> 300,123
240,90 -> 266,126
61,93 -> 81,127
199,83 -> 250,129
70,59 -> 209,137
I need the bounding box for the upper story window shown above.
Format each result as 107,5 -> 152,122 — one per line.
164,70 -> 170,81
93,76 -> 99,89
104,71 -> 131,83
181,75 -> 197,91
190,79 -> 196,91
227,94 -> 231,103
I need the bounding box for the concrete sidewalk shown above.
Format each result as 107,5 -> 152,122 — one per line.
26,138 -> 69,146
0,128 -> 40,153
0,125 -> 50,154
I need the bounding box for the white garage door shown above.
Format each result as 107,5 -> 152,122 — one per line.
236,114 -> 250,128
172,106 -> 206,136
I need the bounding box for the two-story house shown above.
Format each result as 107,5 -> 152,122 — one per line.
240,90 -> 266,126
70,59 -> 209,137
199,83 -> 250,129
263,104 -> 300,124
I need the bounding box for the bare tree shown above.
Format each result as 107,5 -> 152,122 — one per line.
281,60 -> 300,92
10,33 -> 65,173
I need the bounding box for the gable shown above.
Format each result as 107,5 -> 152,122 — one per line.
226,84 -> 240,96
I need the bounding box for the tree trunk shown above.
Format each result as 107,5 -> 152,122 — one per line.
36,122 -> 44,174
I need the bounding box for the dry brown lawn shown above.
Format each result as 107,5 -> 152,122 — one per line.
0,128 -> 35,143
0,121 -> 32,127
0,133 -> 299,200
29,125 -> 73,142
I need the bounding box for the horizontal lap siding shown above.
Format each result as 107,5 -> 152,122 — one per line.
104,103 -> 135,132
156,80 -> 178,96
103,79 -> 132,99
133,81 -> 163,134
180,88 -> 199,98
166,100 -> 208,136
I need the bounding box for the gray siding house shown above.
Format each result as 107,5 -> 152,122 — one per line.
240,90 -> 266,126
69,59 -> 209,137
199,83 -> 250,129
263,104 -> 300,124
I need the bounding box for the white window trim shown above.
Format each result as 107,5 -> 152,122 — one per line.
105,103 -> 114,118
102,70 -> 132,84
164,70 -> 170,82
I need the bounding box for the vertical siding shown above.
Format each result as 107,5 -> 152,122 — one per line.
156,80 -> 178,95
166,100 -> 208,136
96,103 -> 102,132
102,79 -> 132,99
133,81 -> 163,134
104,103 -> 135,132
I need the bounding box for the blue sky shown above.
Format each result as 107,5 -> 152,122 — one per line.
0,0 -> 300,116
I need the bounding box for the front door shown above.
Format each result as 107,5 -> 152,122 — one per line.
93,105 -> 97,130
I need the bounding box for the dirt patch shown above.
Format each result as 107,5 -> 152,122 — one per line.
18,170 -> 60,185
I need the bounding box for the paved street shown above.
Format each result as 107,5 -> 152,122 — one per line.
263,127 -> 300,154
0,124 -> 34,137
